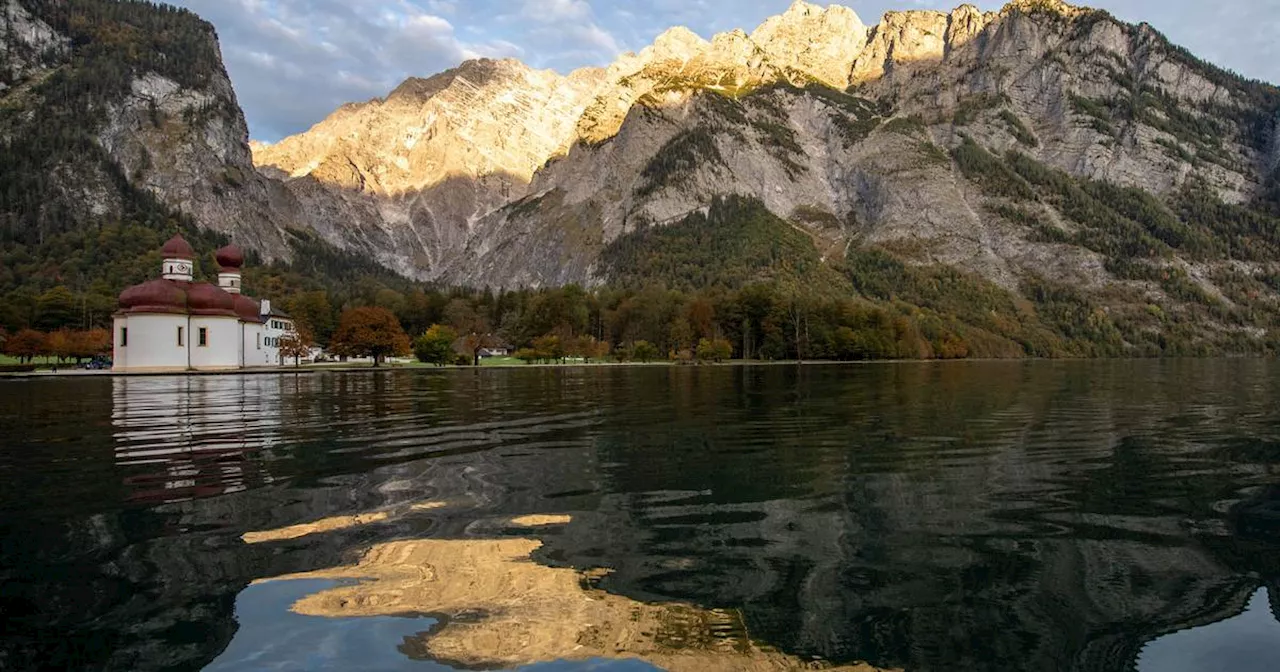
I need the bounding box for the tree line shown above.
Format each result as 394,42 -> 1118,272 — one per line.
0,328 -> 110,365
297,281 -> 1050,367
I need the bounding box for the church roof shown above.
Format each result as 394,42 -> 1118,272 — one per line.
118,279 -> 187,315
235,295 -> 263,323
215,244 -> 245,271
187,283 -> 238,317
116,238 -> 257,320
161,234 -> 195,260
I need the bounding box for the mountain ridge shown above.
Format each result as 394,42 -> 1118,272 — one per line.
246,0 -> 1280,354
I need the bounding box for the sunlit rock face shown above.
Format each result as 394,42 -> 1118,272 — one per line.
246,516 -> 890,672
751,1 -> 869,88
252,0 -> 1278,295
251,58 -> 606,275
254,59 -> 606,195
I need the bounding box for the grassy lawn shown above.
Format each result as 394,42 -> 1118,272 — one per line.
0,354 -> 65,368
479,356 -> 523,366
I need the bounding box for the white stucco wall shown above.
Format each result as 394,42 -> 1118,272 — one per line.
241,322 -> 272,367
114,314 -> 188,372
188,316 -> 241,370
263,317 -> 293,366
112,316 -> 128,370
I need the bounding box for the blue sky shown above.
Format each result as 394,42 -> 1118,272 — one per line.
167,0 -> 1280,143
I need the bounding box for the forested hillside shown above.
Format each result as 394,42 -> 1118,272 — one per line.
0,0 -> 411,334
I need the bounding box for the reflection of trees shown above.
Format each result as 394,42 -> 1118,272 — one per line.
1272,581 -> 1280,625
537,361 -> 1280,672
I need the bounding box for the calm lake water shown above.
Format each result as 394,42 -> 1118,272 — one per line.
2,362 -> 1280,672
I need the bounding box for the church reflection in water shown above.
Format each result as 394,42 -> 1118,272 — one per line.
111,375 -> 289,504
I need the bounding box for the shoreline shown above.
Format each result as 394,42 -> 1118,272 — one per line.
0,356 -> 1260,380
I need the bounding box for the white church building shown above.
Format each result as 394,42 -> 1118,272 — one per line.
113,235 -> 287,372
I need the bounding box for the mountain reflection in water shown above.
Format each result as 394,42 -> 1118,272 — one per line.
1,361 -> 1279,671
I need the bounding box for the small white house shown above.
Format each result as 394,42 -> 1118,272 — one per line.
261,300 -> 296,365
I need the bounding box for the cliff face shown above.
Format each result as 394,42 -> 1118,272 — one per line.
0,0 -> 298,256
252,58 -> 605,276
256,0 -> 1280,310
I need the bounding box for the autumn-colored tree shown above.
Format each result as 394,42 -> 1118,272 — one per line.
686,297 -> 716,341
532,334 -> 564,363
413,324 -> 458,366
568,335 -> 610,363
330,307 -> 411,366
696,338 -> 733,363
46,330 -> 74,363
278,325 -> 315,367
934,331 -> 971,360
631,340 -> 658,363
514,347 -> 541,364
70,329 -> 111,363
3,329 -> 46,363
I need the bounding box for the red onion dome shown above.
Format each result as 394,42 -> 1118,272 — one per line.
186,283 -> 238,317
215,244 -> 245,271
161,234 -> 195,260
234,294 -> 262,323
119,279 -> 188,314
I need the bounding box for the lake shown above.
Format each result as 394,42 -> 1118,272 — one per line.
2,361 -> 1279,672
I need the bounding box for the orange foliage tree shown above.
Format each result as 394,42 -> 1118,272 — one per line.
329,307 -> 410,367
3,329 -> 46,363
277,325 -> 315,367
46,330 -> 73,363
71,329 -> 112,363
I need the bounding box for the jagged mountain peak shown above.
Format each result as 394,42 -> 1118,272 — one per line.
750,0 -> 868,87
1001,0 -> 1090,17
647,25 -> 711,60
385,57 -> 535,103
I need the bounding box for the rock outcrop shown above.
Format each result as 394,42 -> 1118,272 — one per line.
751,1 -> 869,88
0,0 -> 68,86
97,71 -> 301,254
0,0 -> 300,256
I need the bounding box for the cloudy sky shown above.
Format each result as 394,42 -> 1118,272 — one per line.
167,0 -> 1280,143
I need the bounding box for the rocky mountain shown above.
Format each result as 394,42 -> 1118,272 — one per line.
255,0 -> 1280,353
0,0 -> 305,253
0,0 -> 421,333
